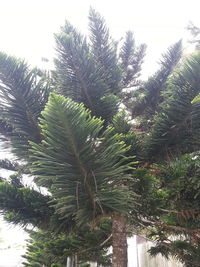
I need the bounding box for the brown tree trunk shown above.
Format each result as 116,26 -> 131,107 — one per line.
112,212 -> 128,267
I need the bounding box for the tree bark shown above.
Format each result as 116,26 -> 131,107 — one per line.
74,253 -> 78,267
112,213 -> 128,267
66,257 -> 73,267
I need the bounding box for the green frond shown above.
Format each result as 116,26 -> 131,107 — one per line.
0,181 -> 53,227
23,221 -> 111,267
111,111 -> 142,161
112,111 -> 131,134
54,24 -> 104,103
0,53 -> 50,158
30,94 -> 135,225
132,40 -> 182,119
54,21 -> 119,121
120,31 -> 146,87
0,159 -> 20,172
191,93 -> 200,104
149,239 -> 200,267
146,52 -> 200,160
89,8 -> 121,94
96,94 -> 120,123
9,174 -> 24,188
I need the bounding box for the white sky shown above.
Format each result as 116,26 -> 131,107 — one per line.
0,0 -> 199,77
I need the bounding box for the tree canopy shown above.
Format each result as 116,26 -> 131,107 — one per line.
0,8 -> 200,267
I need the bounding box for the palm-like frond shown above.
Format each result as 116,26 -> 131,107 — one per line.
55,23 -> 108,110
119,31 -> 146,87
149,239 -> 200,267
30,94 -> 135,225
111,111 -> 142,162
54,19 -> 120,122
147,154 -> 200,267
0,181 -> 53,227
23,221 -> 111,267
0,159 -> 20,171
132,40 -> 182,119
147,52 -> 200,160
0,53 -> 50,158
89,8 -> 121,94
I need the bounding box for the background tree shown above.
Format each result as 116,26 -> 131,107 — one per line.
23,219 -> 112,267
187,22 -> 200,50
130,52 -> 200,267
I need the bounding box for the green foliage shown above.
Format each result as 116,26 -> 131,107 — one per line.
120,31 -> 146,87
112,111 -> 131,134
144,155 -> 200,267
2,8 -> 200,267
191,93 -> 200,104
0,53 -> 49,158
111,111 -> 142,161
149,239 -> 200,267
160,156 -> 200,225
89,8 -> 121,94
131,40 -> 182,120
131,168 -> 166,220
23,219 -> 112,266
30,94 -> 136,225
0,159 -> 20,172
54,9 -> 145,123
146,52 -> 200,160
54,20 -> 118,122
0,179 -> 53,227
0,10 -> 146,266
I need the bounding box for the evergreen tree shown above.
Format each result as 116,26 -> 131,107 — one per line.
23,220 -> 112,267
1,8 -> 200,267
146,52 -> 200,160
133,52 -> 200,267
130,40 -> 182,127
187,22 -> 200,49
0,9 -> 145,267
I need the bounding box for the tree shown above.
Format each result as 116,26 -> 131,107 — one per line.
132,52 -> 200,267
129,40 -> 182,126
187,21 -> 200,49
23,220 -> 112,267
0,9 -> 146,267
30,93 -> 137,267
147,155 -> 200,267
1,8 -> 200,267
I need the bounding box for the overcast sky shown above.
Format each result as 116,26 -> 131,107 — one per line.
0,0 -> 199,77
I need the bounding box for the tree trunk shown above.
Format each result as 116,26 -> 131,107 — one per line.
112,213 -> 128,267
66,257 -> 73,267
74,253 -> 78,267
